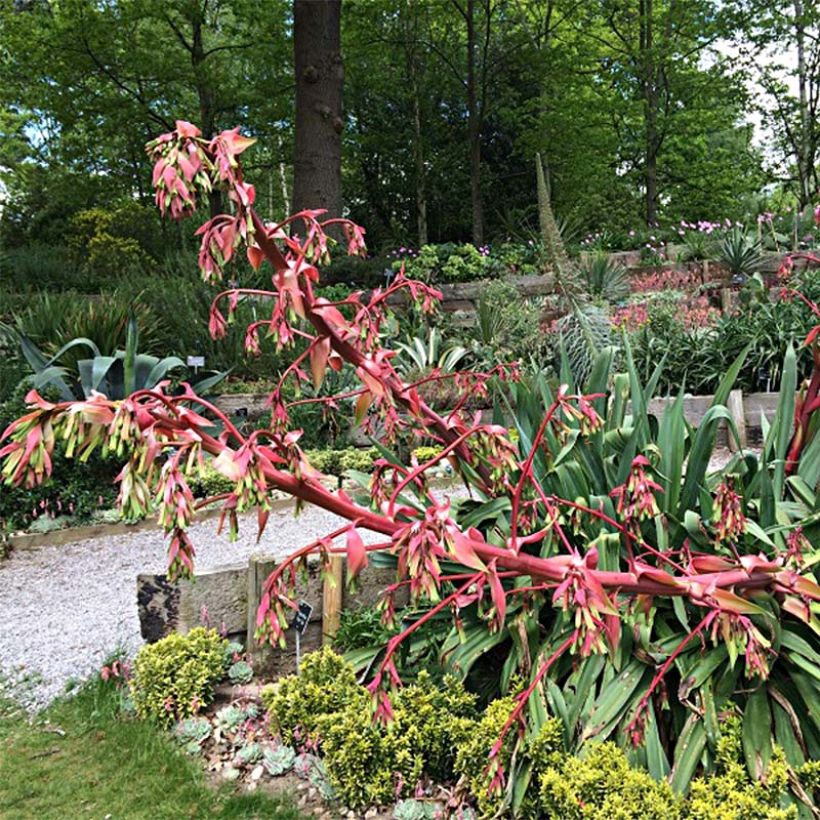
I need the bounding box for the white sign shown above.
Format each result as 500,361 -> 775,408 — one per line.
186,355 -> 205,368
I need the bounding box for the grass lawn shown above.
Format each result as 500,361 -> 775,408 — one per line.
0,679 -> 304,820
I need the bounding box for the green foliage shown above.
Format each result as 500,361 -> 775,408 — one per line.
539,742 -> 682,819
472,280 -> 547,367
396,244 -> 495,284
261,646 -> 366,746
129,628 -> 228,726
304,447 -> 380,478
17,317 -> 225,402
321,671 -> 477,808
715,228 -> 766,278
395,327 -> 469,375
679,230 -> 715,262
454,695 -> 522,818
579,252 -> 630,303
629,268 -> 820,393
14,290 -> 163,366
333,605 -> 395,653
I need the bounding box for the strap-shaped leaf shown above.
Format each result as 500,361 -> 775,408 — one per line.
670,715 -> 707,793
742,687 -> 772,780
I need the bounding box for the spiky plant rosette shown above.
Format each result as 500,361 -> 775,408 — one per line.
3,122 -> 820,814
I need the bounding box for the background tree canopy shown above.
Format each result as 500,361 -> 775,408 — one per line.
0,0 -> 814,251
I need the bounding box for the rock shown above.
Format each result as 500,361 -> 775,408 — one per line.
222,765 -> 240,781
308,787 -> 317,799
250,764 -> 264,781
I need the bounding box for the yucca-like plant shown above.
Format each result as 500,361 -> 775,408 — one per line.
716,228 -> 765,278
2,122 -> 819,816
579,251 -> 630,303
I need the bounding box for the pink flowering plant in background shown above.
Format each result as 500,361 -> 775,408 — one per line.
3,122 -> 820,810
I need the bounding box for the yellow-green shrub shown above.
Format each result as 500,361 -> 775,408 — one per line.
538,742 -> 682,820
261,646 -> 366,746
454,695 -> 527,818
685,718 -> 796,820
457,704 -> 799,819
321,671 -> 477,808
129,628 -> 228,726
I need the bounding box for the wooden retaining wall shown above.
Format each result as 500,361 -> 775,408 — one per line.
136,553 -> 403,678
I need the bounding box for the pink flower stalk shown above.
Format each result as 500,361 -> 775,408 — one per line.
712,478 -> 745,543
610,455 -> 663,532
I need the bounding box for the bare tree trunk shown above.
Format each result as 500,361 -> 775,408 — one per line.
292,0 -> 343,225
795,0 -> 812,208
466,0 -> 484,245
411,72 -> 428,246
640,0 -> 659,226
189,15 -> 223,218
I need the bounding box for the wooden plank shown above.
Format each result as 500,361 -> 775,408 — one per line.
322,555 -> 345,644
727,389 -> 746,452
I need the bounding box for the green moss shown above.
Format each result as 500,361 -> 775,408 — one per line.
129,628 -> 228,726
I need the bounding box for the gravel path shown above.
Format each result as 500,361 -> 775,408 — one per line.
0,500 -> 402,711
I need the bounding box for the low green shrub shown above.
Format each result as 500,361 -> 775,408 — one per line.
457,707 -> 806,819
129,628 -> 228,726
263,649 -> 477,808
321,671 -> 477,808
304,447 -> 379,478
261,646 -> 366,746
396,243 -> 493,284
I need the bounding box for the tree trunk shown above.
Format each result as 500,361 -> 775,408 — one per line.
411,71 -> 428,246
190,15 -> 222,218
795,0 -> 812,208
292,0 -> 343,225
640,0 -> 659,226
466,0 -> 484,245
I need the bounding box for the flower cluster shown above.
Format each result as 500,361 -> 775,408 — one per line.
610,455 -> 662,533
712,478 -> 746,543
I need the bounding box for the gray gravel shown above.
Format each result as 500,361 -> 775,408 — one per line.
0,499 -> 403,711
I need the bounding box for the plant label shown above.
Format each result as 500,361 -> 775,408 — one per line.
293,600 -> 313,635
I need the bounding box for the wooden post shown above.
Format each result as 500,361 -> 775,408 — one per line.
322,555 -> 345,644
247,553 -> 278,668
727,389 -> 747,452
720,287 -> 732,312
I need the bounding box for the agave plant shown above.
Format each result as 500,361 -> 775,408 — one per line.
16,318 -> 226,401
555,302 -> 612,385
